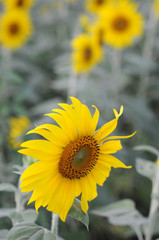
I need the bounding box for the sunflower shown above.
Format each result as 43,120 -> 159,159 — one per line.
4,0 -> 33,11
72,34 -> 103,73
90,20 -> 106,46
0,9 -> 33,49
99,1 -> 143,49
85,0 -> 111,14
154,0 -> 159,17
9,116 -> 31,149
19,97 -> 135,222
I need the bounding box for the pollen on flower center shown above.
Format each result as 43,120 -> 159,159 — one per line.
113,17 -> 129,31
16,0 -> 24,7
59,135 -> 100,180
9,23 -> 19,35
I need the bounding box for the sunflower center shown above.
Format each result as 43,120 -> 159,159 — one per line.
84,47 -> 92,61
9,23 -> 20,35
16,0 -> 24,7
59,136 -> 99,180
96,0 -> 104,5
113,16 -> 129,31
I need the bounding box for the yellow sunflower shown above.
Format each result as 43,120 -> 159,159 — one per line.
99,1 -> 143,49
19,97 -> 135,222
72,34 -> 103,73
90,20 -> 106,46
154,0 -> 159,17
0,9 -> 33,49
85,0 -> 111,14
4,0 -> 33,11
9,116 -> 31,149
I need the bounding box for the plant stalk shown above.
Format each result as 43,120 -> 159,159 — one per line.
138,5 -> 158,96
51,213 -> 59,237
145,159 -> 159,240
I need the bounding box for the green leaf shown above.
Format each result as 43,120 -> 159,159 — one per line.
68,198 -> 89,230
91,199 -> 135,217
91,199 -> 147,228
0,183 -> 17,192
0,208 -> 16,218
0,230 -> 9,240
44,232 -> 56,240
22,209 -> 38,223
8,222 -> 56,240
135,158 -> 157,181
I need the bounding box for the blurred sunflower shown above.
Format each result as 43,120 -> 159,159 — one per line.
154,0 -> 159,17
0,9 -> 33,49
19,97 -> 135,222
99,1 -> 143,48
80,15 -> 90,32
4,0 -> 33,11
9,116 -> 31,149
90,20 -> 105,46
85,0 -> 111,14
72,34 -> 103,73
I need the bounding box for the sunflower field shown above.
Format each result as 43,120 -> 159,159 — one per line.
0,0 -> 159,239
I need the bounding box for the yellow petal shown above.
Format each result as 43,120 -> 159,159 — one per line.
100,140 -> 122,154
20,140 -> 62,155
18,148 -> 59,162
106,131 -> 136,141
99,155 -> 131,169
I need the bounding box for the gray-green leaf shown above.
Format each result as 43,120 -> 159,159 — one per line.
8,222 -> 56,240
135,158 -> 157,181
0,230 -> 9,240
68,198 -> 89,230
0,183 -> 17,192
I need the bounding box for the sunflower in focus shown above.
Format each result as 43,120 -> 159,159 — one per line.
0,9 -> 33,49
4,0 -> 33,11
99,1 -> 143,49
72,34 -> 103,73
154,0 -> 159,18
19,97 -> 135,222
9,116 -> 31,149
85,0 -> 111,14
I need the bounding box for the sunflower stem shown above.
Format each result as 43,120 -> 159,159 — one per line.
131,225 -> 144,240
51,213 -> 59,237
138,4 -> 158,97
111,49 -> 122,102
67,70 -> 77,98
0,48 -> 12,101
145,158 -> 159,240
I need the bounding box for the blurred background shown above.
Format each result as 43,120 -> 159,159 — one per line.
0,0 -> 159,239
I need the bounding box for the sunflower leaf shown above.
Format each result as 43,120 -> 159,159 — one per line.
68,198 -> 89,230
7,222 -> 56,240
135,158 -> 157,181
0,183 -> 17,192
0,230 -> 9,240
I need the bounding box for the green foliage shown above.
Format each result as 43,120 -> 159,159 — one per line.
7,222 -> 56,240
68,199 -> 89,230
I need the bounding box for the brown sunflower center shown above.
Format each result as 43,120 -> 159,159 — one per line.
9,23 -> 20,35
16,0 -> 24,7
112,16 -> 129,31
59,135 -> 99,180
84,47 -> 92,61
96,0 -> 104,5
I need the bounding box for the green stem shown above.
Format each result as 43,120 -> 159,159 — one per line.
138,5 -> 158,96
145,158 -> 159,240
111,49 -> 122,101
15,178 -> 23,213
51,213 -> 59,237
132,225 -> 144,240
67,70 -> 77,99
